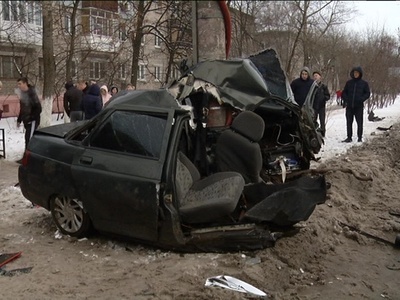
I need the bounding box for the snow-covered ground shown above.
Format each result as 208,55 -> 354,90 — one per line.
318,99 -> 400,162
0,114 -> 65,161
1,100 -> 399,163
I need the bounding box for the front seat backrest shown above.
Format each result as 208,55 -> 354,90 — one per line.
216,111 -> 265,184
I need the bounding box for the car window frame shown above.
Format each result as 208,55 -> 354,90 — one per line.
86,109 -> 169,159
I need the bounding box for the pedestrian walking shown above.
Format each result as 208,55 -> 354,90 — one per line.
16,77 -> 42,151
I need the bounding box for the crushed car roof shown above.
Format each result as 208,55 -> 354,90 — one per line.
105,49 -> 295,113
168,48 -> 297,110
105,89 -> 181,110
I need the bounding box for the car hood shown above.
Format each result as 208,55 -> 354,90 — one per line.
167,48 -> 297,111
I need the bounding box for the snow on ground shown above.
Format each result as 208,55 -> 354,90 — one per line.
318,99 -> 400,162
1,99 -> 400,163
1,114 -> 65,161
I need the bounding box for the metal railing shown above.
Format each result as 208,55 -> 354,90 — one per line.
0,128 -> 5,159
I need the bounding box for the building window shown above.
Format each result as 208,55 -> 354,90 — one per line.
154,35 -> 161,47
90,9 -> 114,37
170,66 -> 180,80
90,61 -> 106,80
2,1 -> 42,26
138,64 -> 146,81
65,15 -> 72,33
154,66 -> 162,81
153,1 -> 159,10
2,0 -> 25,22
27,1 -> 42,26
119,23 -> 128,41
0,56 -> 22,78
2,1 -> 11,21
119,64 -> 126,79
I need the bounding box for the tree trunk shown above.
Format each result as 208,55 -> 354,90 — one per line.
65,0 -> 80,81
130,1 -> 145,86
42,1 -> 56,128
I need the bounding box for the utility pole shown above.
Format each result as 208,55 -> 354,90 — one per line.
193,1 -> 226,63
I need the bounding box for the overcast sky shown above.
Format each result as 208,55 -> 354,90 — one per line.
345,1 -> 400,36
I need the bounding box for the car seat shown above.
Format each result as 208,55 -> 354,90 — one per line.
216,111 -> 265,184
175,151 -> 244,224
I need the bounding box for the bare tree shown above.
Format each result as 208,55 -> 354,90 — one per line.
227,0 -> 263,58
161,1 -> 192,84
256,1 -> 354,79
64,0 -> 80,82
129,0 -> 148,86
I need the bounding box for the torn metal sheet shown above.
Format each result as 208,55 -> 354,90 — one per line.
205,275 -> 267,297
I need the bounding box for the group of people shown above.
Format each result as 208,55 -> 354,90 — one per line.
12,77 -> 136,157
63,80 -> 136,122
290,66 -> 370,142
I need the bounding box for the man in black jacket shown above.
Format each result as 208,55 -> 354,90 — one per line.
312,71 -> 330,137
16,77 -> 42,150
290,67 -> 314,107
63,81 -> 84,122
342,67 -> 371,143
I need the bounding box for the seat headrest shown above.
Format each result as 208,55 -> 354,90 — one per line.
230,111 -> 265,142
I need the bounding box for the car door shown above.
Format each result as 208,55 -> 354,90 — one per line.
70,109 -> 174,241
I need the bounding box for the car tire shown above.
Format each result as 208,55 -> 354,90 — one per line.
50,195 -> 92,238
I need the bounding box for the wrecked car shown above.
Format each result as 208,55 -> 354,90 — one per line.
18,49 -> 327,252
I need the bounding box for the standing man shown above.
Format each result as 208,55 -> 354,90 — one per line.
312,71 -> 330,137
16,77 -> 42,150
63,81 -> 84,122
290,67 -> 314,107
341,66 -> 371,143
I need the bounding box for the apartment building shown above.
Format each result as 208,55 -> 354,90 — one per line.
0,0 -> 183,118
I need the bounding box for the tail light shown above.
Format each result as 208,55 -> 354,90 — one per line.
21,150 -> 31,166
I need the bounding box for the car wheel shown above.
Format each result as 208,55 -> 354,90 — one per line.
50,195 -> 92,238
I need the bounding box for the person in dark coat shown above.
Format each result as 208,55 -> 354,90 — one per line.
312,71 -> 330,137
341,66 -> 371,143
16,77 -> 42,150
63,81 -> 84,122
290,67 -> 314,107
82,84 -> 102,120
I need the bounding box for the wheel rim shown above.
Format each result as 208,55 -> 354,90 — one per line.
53,196 -> 84,234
